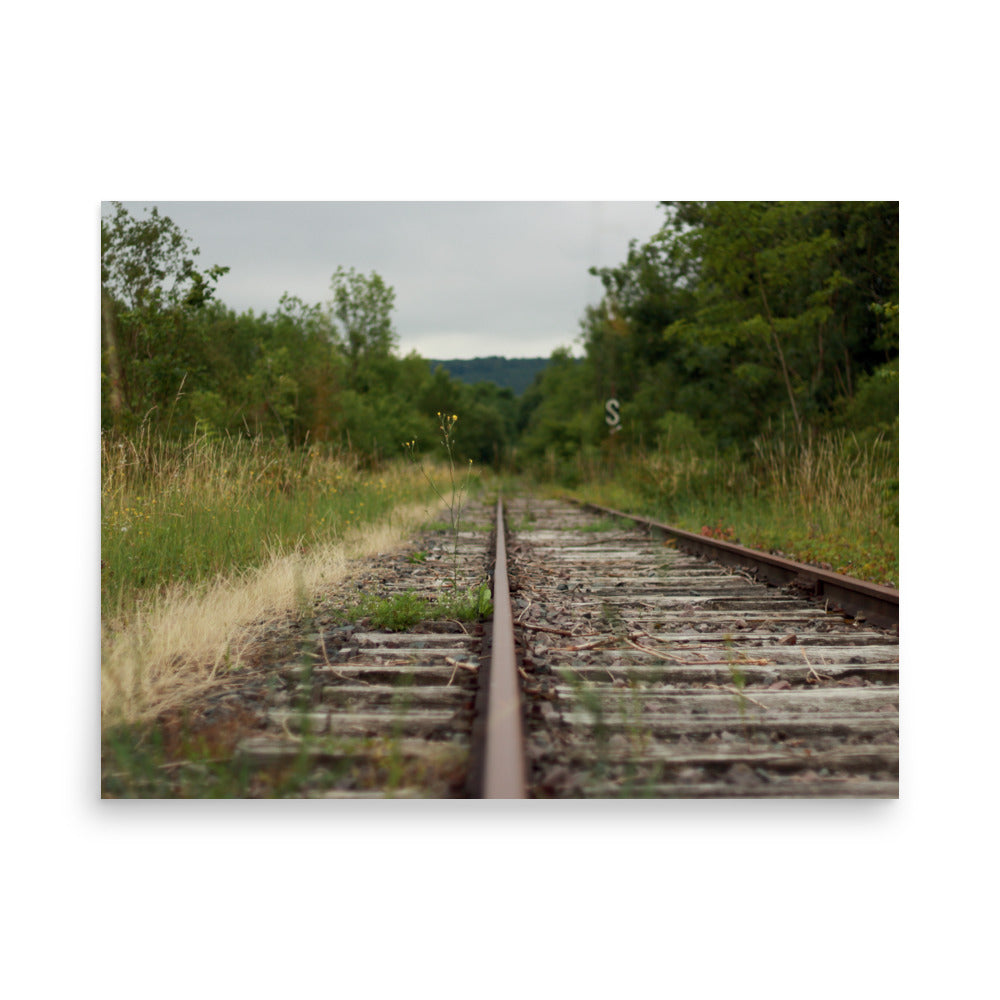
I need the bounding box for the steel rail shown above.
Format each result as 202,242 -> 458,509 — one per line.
570,499 -> 899,630
482,497 -> 527,798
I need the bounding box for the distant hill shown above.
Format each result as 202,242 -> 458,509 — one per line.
428,356 -> 550,396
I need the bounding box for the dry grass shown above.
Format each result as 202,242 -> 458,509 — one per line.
101,499 -> 436,726
750,430 -> 897,524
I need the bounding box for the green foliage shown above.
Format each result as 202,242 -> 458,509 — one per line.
655,410 -> 712,454
517,201 -> 898,470
437,581 -> 493,621
101,201 -> 230,314
328,265 -> 398,369
102,719 -> 256,798
100,203 -> 231,434
100,204 -> 521,464
100,201 -> 898,589
517,348 -> 594,468
348,582 -> 493,631
360,590 -> 435,631
838,358 -> 898,437
573,426 -> 899,587
101,716 -> 366,798
100,428 -> 432,622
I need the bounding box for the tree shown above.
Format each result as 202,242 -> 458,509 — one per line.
101,202 -> 229,314
659,201 -> 898,442
327,266 -> 398,381
99,205 -> 533,464
659,202 -> 834,438
528,201 -> 901,461
587,235 -> 697,391
100,203 -> 229,428
517,348 -> 595,470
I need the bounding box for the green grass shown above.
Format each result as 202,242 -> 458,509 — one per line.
100,425 -> 492,794
102,719 -> 255,798
359,590 -> 435,630
569,429 -> 899,587
438,581 -> 494,622
101,428 -> 437,623
101,714 -> 385,799
344,583 -> 494,631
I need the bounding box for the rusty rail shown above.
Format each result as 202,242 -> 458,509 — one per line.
571,499 -> 899,630
482,497 -> 527,798
476,495 -> 897,799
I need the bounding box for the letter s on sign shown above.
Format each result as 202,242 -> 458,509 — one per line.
605,397 -> 621,432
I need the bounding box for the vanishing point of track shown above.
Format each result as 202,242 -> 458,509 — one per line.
235,496 -> 899,798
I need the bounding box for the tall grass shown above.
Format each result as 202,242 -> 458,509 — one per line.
101,428 -> 443,724
751,430 -> 898,529
574,429 -> 899,586
101,428 -> 432,624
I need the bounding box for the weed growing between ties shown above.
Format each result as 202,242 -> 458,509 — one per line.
338,584 -> 493,632
100,712 -> 368,799
403,411 -> 494,618
404,412 -> 473,588
101,712 -> 258,798
559,669 -> 610,789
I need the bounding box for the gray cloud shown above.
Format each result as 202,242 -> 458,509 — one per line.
110,201 -> 665,358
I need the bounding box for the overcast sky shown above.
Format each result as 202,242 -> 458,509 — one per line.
107,201 -> 665,360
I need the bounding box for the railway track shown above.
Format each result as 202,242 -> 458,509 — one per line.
231,495 -> 898,798
506,497 -> 898,798
231,499 -> 497,797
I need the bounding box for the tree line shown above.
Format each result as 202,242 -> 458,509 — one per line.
429,356 -> 550,397
516,201 -> 898,469
101,201 -> 898,472
100,203 -> 519,464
